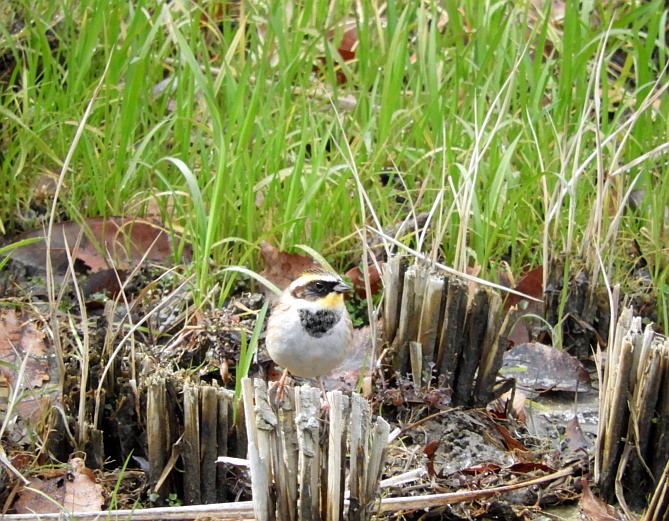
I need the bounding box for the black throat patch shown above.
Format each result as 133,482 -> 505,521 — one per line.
298,309 -> 341,338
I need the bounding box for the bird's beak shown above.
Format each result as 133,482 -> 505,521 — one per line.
334,281 -> 352,293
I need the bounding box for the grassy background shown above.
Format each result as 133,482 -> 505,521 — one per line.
1,0 -> 667,330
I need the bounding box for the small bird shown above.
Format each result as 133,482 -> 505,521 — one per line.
266,267 -> 353,401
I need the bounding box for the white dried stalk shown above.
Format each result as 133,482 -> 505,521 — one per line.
242,378 -> 270,521
295,386 -> 322,521
417,274 -> 445,375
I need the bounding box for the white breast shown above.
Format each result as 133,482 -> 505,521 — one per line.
266,300 -> 352,377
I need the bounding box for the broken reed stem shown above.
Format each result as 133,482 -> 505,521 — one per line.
242,377 -> 271,521
183,382 -> 201,505
382,256 -> 407,346
394,266 -> 418,375
0,463 -> 576,521
417,275 -> 445,376
383,259 -> 509,406
409,341 -> 422,387
147,376 -> 168,500
216,389 -> 232,502
327,391 -> 348,521
644,457 -> 669,521
349,394 -> 372,521
596,306 -> 669,508
296,386 -> 322,521
241,378 -> 389,521
201,386 -> 219,504
145,374 -> 235,506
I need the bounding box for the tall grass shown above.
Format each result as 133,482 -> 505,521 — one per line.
0,0 -> 667,329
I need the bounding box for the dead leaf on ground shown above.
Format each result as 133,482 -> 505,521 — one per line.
424,440 -> 440,477
0,309 -> 50,390
501,342 -> 591,394
0,309 -> 60,428
507,462 -> 555,474
9,217 -> 180,275
313,20 -> 358,84
565,415 -> 592,456
579,478 -> 623,521
504,266 -> 545,345
14,457 -> 104,514
258,241 -> 319,292
489,417 -> 528,452
493,389 -> 528,425
345,264 -> 383,299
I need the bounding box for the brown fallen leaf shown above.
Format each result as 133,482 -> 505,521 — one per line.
345,264 -> 382,300
504,266 -> 543,311
565,415 -> 592,456
10,217 -> 180,275
489,418 -> 528,452
14,457 -> 104,514
313,20 -> 358,84
579,477 -> 622,521
461,463 -> 501,475
424,440 -> 440,477
0,309 -> 49,389
258,241 -> 318,292
494,389 -> 528,425
507,462 -> 556,474
504,266 -> 545,345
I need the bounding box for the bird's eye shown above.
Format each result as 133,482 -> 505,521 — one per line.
314,281 -> 324,290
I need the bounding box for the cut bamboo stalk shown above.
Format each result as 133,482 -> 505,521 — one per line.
277,387 -> 298,521
435,276 -> 468,388
409,342 -> 422,387
382,256 -> 407,346
472,291 -> 505,406
183,382 -> 201,505
596,308 -> 634,482
625,334 -> 663,507
243,377 -> 270,521
453,289 -> 489,406
644,456 -> 669,521
365,417 -> 390,507
349,394 -> 371,521
217,388 -> 232,502
242,380 -> 389,521
595,307 -> 669,508
326,391 -> 348,521
147,376 -> 168,501
295,386 -> 321,521
201,385 -> 219,504
253,380 -> 280,518
599,334 -> 634,501
417,274 -> 445,380
650,347 -> 669,482
394,266 -> 418,375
